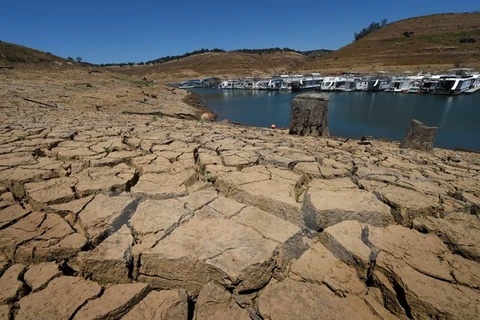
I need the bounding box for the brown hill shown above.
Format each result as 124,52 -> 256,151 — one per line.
111,51 -> 312,83
303,12 -> 480,73
0,41 -> 77,69
0,41 -> 208,119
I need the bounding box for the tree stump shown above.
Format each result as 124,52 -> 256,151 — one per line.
400,119 -> 438,151
289,93 -> 330,137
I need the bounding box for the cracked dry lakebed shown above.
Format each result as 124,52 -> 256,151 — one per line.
0,103 -> 479,320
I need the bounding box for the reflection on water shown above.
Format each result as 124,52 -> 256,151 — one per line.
192,89 -> 480,151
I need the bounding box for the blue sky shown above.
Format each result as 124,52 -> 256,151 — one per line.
1,0 -> 477,64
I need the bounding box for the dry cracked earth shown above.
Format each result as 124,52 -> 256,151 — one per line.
0,103 -> 480,320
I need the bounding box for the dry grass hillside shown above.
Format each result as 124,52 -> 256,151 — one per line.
0,41 -> 79,69
111,51 -> 312,83
0,41 -> 208,119
303,12 -> 480,73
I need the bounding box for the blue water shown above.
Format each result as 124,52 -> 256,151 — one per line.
192,89 -> 480,151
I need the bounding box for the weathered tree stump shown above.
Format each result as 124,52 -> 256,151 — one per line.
400,119 -> 438,151
289,93 -> 330,137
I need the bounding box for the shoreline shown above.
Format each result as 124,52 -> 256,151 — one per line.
186,88 -> 480,154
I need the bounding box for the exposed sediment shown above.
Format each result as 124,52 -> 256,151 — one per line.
0,101 -> 479,319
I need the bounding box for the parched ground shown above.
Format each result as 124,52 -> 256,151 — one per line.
0,63 -> 209,120
0,93 -> 480,319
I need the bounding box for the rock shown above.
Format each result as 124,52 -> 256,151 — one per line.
16,276 -> 102,320
258,279 -> 382,320
0,255 -> 9,275
400,119 -> 437,151
0,305 -> 10,320
24,262 -> 61,291
90,150 -> 141,167
289,241 -> 366,296
74,164 -> 136,197
138,216 -> 278,294
413,212 -> 480,262
363,287 -> 400,320
0,152 -> 37,167
320,221 -> 480,320
289,93 -> 329,137
47,195 -> 94,224
33,233 -> 87,263
200,112 -> 215,122
0,204 -> 30,230
73,283 -> 149,320
373,185 -> 442,226
131,171 -> 196,199
15,214 -> 77,263
0,264 -> 27,304
129,198 -> 191,251
302,186 -> 393,231
215,171 -> 303,226
0,212 -> 77,263
207,195 -> 246,218
122,289 -> 189,320
182,188 -> 218,211
76,225 -> 133,283
220,149 -> 259,167
76,194 -> 136,245
24,177 -> 77,210
232,206 -> 301,244
0,191 -> 16,210
194,282 -> 250,320
0,167 -> 60,198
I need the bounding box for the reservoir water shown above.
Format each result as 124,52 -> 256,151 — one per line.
192,89 -> 480,152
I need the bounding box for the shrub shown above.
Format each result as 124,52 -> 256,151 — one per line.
460,37 -> 476,43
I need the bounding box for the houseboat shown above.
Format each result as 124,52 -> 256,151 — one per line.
366,77 -> 391,91
434,76 -> 476,95
291,73 -> 323,91
218,80 -> 242,89
385,76 -> 417,93
320,77 -> 336,91
253,80 -> 269,90
334,77 -> 360,92
178,79 -> 203,89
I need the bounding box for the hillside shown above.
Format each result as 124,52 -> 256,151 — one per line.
110,51 -> 313,83
303,12 -> 480,73
0,41 -> 80,70
0,41 -> 208,120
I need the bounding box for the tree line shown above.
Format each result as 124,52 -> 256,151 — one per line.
100,48 -> 225,67
354,19 -> 388,42
99,47 -> 333,67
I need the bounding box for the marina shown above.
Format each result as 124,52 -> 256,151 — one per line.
178,68 -> 480,96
